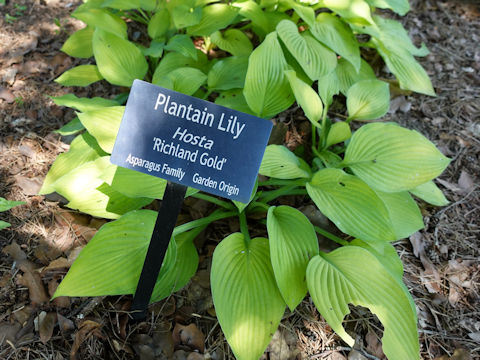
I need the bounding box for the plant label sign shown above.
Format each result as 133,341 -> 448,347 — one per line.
111,80 -> 273,202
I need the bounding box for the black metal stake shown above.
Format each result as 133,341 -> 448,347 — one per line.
130,181 -> 187,322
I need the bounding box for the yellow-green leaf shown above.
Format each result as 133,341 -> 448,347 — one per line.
310,13 -> 360,71
325,122 -> 351,148
243,32 -> 294,118
73,8 -> 127,38
208,57 -> 248,91
410,181 -> 449,206
164,35 -> 197,60
344,123 -> 451,192
100,163 -> 167,199
148,8 -> 171,40
323,0 -> 373,25
374,190 -> 424,239
55,65 -> 104,87
306,168 -> 395,245
187,3 -> 238,36
211,29 -> 253,57
267,206 -> 319,310
307,246 -> 420,360
285,70 -> 323,125
93,29 -> 148,87
152,51 -> 208,84
61,27 -> 94,58
77,106 -> 125,153
52,94 -> 118,112
54,210 -> 176,299
365,0 -> 409,15
346,79 -> 390,121
335,58 -> 376,95
155,67 -> 207,96
101,0 -> 140,10
40,132 -> 107,195
259,145 -> 311,179
211,233 -> 286,360
52,157 -> 151,219
277,20 -> 337,81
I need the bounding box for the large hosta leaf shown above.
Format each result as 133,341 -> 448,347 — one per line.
152,51 -> 208,84
170,0 -> 202,29
346,79 -> 390,121
374,190 -> 423,239
40,132 -> 107,195
211,29 -> 253,56
371,15 -> 428,57
155,67 -> 207,96
323,0 -> 373,25
410,181 -> 449,206
101,0 -> 140,10
310,13 -> 360,71
52,157 -> 152,219
101,164 -> 167,199
61,26 -> 94,58
344,123 -> 450,192
267,206 -> 319,310
211,233 -> 285,360
77,106 -> 125,153
55,65 -> 104,87
187,3 -> 238,36
306,168 -> 395,245
93,29 -> 148,87
259,145 -> 311,179
73,8 -> 127,38
233,0 -> 271,35
349,239 -> 404,281
277,20 -> 337,81
151,226 -> 202,302
208,57 -> 248,91
307,246 -> 420,360
365,0 -> 409,15
148,8 -> 170,40
164,35 -> 197,60
335,58 -> 376,95
215,89 -> 255,115
285,70 -> 323,125
243,32 -> 294,118
317,71 -> 340,107
375,42 -> 435,96
54,210 -> 176,300
52,94 -> 118,112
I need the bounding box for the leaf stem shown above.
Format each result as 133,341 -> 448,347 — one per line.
190,193 -> 234,210
259,185 -> 307,203
239,211 -> 251,248
173,210 -> 237,236
314,226 -> 349,246
258,178 -> 307,187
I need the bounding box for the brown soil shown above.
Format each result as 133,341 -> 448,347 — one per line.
0,0 -> 479,359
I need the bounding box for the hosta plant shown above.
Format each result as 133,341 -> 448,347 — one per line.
43,0 -> 450,358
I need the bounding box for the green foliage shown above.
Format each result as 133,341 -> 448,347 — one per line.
45,0 -> 451,358
0,198 -> 24,230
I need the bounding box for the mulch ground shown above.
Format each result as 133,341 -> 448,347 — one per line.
0,0 -> 479,359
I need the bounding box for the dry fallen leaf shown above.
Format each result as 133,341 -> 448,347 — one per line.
71,320 -> 104,359
409,232 -> 442,293
57,313 -> 75,335
39,312 -> 57,344
0,322 -> 22,346
17,270 -> 49,305
0,87 -> 15,103
173,323 -> 205,353
365,329 -> 385,359
14,174 -> 42,196
3,241 -> 35,271
458,170 -> 475,192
